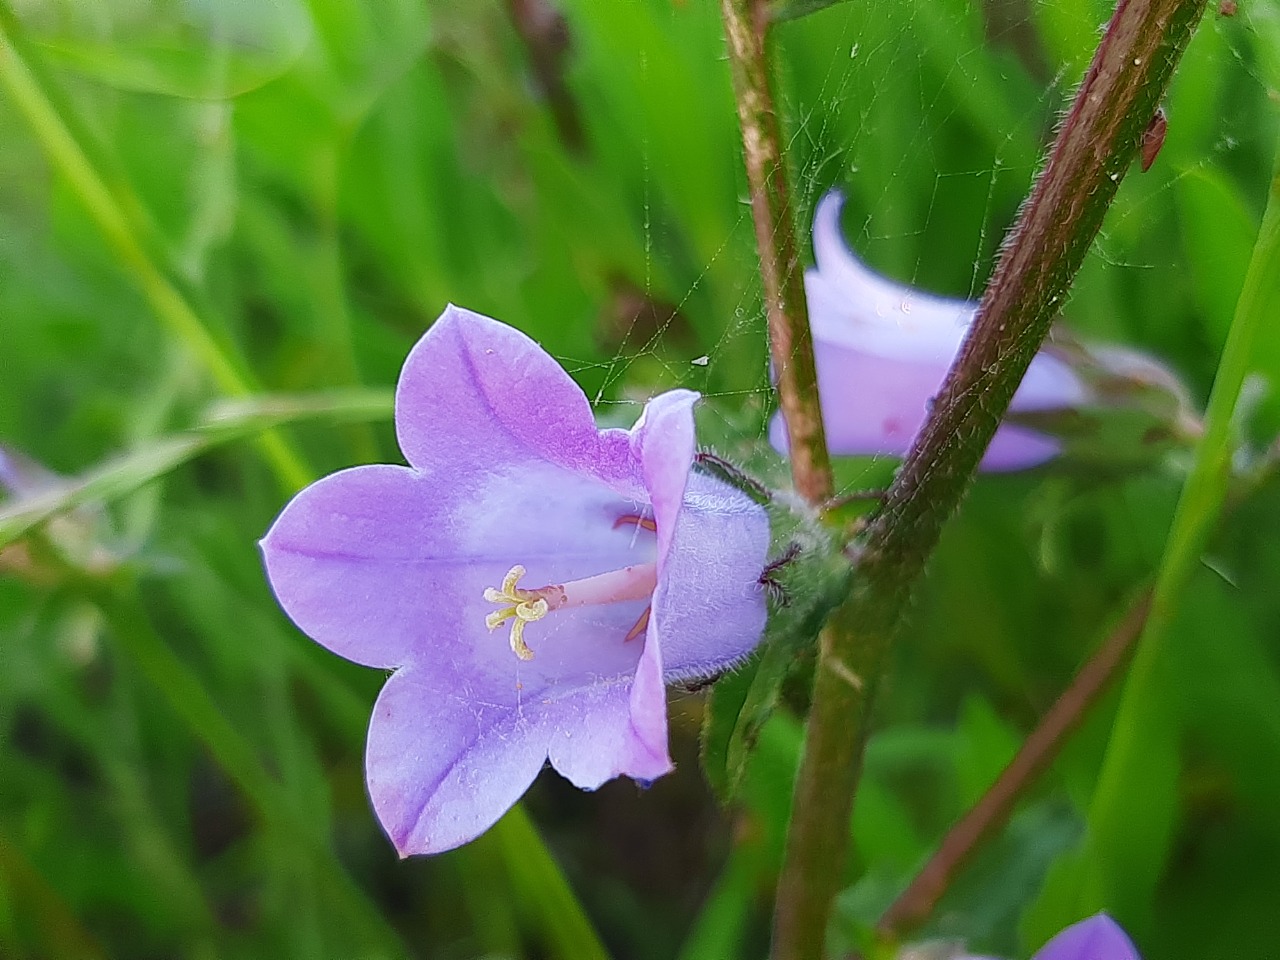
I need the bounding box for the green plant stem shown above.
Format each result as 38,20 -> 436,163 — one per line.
769,0 -> 1209,956
718,9 -> 870,955
503,0 -> 586,154
1081,141 -> 1280,913
0,7 -> 310,493
719,0 -> 833,506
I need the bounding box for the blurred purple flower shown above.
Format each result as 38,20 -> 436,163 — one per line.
261,305 -> 769,855
771,190 -> 1087,471
0,446 -> 117,580
948,912 -> 1139,960
1031,913 -> 1140,960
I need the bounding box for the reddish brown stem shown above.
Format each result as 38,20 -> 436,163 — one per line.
720,0 -> 833,506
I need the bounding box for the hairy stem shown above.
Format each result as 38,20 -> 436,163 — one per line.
770,0 -> 1208,956
877,589 -> 1153,942
720,0 -> 833,506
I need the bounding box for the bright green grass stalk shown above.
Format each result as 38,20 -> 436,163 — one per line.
493,807 -> 613,960
1080,142 -> 1280,919
0,6 -> 311,493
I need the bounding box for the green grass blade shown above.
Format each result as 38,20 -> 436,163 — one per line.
0,832 -> 109,960
0,389 -> 393,549
0,6 -> 310,492
493,805 -> 612,960
1080,143 -> 1280,918
96,588 -> 410,957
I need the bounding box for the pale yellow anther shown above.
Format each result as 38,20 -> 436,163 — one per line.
508,618 -> 534,661
501,564 -> 526,596
483,565 -> 549,661
485,607 -> 515,631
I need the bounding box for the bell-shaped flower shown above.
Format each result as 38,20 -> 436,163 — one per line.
1029,913 -> 1140,960
948,912 -> 1139,960
261,306 -> 770,855
771,190 -> 1088,471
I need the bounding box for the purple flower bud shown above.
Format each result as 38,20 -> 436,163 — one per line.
945,912 -> 1139,960
1030,913 -> 1140,960
260,306 -> 769,855
771,190 -> 1088,471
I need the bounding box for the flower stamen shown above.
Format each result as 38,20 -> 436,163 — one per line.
483,565 -> 549,661
613,513 -> 657,532
483,561 -> 660,661
624,606 -> 651,643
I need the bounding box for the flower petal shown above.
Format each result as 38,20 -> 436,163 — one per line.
370,663 -> 677,857
810,190 -> 972,359
1014,352 -> 1090,411
0,447 -> 61,499
982,424 -> 1064,471
366,667 -> 549,856
659,471 -> 770,680
1030,914 -> 1140,960
633,389 -> 700,562
545,678 -> 673,789
261,464 -> 446,669
261,461 -> 656,670
796,189 -> 1090,471
624,388 -> 700,769
772,328 -> 1069,471
395,304 -> 638,493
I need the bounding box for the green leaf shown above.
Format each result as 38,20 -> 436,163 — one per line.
0,390 -> 393,550
491,807 -> 611,960
35,0 -> 309,93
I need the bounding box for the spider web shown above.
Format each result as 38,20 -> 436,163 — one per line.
551,0 -> 1271,491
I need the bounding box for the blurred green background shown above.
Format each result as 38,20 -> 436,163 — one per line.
1,0 -> 1278,957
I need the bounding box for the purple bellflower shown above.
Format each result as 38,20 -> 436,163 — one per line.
771,190 -> 1088,471
951,912 -> 1139,960
1030,913 -> 1140,960
261,306 -> 769,855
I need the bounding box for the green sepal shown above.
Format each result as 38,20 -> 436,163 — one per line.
701,498 -> 854,804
